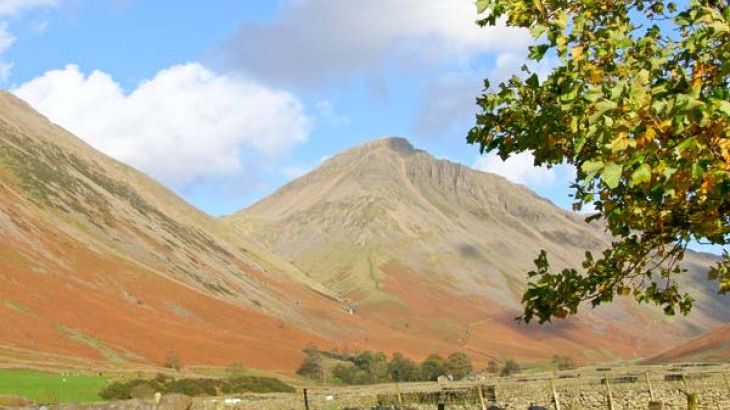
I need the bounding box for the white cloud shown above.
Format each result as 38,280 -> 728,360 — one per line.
0,0 -> 56,16
13,63 -> 312,187
221,0 -> 531,88
474,151 -> 574,187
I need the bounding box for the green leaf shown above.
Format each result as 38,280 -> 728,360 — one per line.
528,44 -> 550,61
630,163 -> 652,186
581,160 -> 605,180
601,162 -> 623,189
584,87 -> 602,102
714,100 -> 730,116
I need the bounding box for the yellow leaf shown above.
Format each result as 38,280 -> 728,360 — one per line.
610,132 -> 630,153
638,127 -> 656,147
571,45 -> 584,61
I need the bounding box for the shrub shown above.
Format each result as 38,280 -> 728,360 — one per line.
165,378 -> 217,396
552,355 -> 576,371
129,383 -> 156,400
500,359 -> 521,377
486,360 -> 499,374
296,349 -> 324,381
221,376 -> 295,393
164,351 -> 183,371
99,375 -> 294,400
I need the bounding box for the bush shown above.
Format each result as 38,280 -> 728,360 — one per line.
552,355 -> 575,371
164,351 -> 183,371
500,359 -> 521,377
221,376 -> 295,393
296,349 -> 323,381
486,360 -> 499,374
129,383 -> 156,400
165,378 -> 217,396
332,364 -> 371,385
99,375 -> 293,400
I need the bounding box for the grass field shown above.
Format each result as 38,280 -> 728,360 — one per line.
0,369 -> 110,403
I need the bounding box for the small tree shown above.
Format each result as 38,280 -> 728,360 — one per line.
296,349 -> 324,381
164,351 -> 182,372
445,352 -> 473,380
552,355 -> 576,371
420,354 -> 447,381
500,359 -> 520,377
388,353 -> 419,382
486,360 -> 499,374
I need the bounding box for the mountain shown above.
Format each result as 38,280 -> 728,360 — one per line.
1,91 -> 727,372
0,91 -> 365,371
649,324 -> 730,363
229,136 -> 730,364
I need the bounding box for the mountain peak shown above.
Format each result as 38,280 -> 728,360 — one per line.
358,136 -> 415,154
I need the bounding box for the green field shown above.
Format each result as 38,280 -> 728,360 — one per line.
0,369 -> 110,403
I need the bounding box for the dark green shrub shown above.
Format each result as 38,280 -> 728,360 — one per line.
221,376 -> 295,394
100,375 -> 293,400
165,378 -> 218,396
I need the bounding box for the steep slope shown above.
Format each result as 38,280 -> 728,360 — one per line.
649,324 -> 730,363
0,91 -> 361,371
229,137 -> 730,363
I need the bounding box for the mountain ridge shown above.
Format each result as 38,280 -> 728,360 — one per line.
230,135 -> 730,363
2,92 -> 728,371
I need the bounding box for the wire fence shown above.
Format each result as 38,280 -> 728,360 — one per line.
196,367 -> 730,410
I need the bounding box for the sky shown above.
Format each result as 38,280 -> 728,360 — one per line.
2,0 -> 582,217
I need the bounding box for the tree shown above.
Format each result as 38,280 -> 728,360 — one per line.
420,354 -> 447,381
164,351 -> 182,371
296,349 -> 324,381
445,352 -> 473,380
500,359 -> 521,377
486,360 -> 500,374
551,355 -> 576,371
470,0 -> 730,323
388,353 -> 419,382
332,363 -> 369,385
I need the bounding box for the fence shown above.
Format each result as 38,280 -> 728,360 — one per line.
197,367 -> 730,410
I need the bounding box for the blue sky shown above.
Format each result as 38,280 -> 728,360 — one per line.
6,0 -> 578,216
0,0 -> 714,261
3,0 -> 723,255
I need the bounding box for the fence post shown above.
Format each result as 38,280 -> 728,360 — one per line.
395,380 -> 402,408
477,384 -> 486,410
682,374 -> 698,410
303,388 -> 310,410
550,378 -> 561,410
645,371 -> 655,401
724,373 -> 730,395
438,389 -> 446,410
605,375 -> 614,410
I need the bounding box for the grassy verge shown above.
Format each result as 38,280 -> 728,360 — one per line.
0,369 -> 111,403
